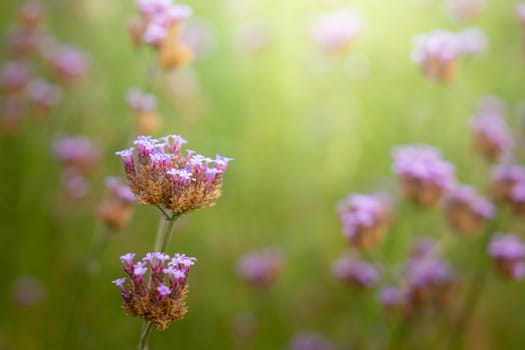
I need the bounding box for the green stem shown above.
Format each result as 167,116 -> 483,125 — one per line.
449,217 -> 500,350
137,321 -> 154,350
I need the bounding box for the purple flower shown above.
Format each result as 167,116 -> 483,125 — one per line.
127,88 -> 157,112
50,46 -> 90,82
392,145 -> 455,206
1,61 -> 31,92
411,30 -> 460,81
52,136 -> 100,174
447,0 -> 484,21
379,286 -> 406,307
457,27 -> 488,56
445,185 -> 495,233
311,9 -> 363,53
488,233 -> 525,280
113,251 -> 196,329
237,247 -> 284,289
288,332 -> 337,350
331,257 -> 380,288
518,3 -> 525,24
470,105 -> 513,161
337,193 -> 389,249
26,79 -> 62,107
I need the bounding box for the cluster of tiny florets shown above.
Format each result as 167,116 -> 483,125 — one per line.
115,134 -> 232,215
488,233 -> 525,280
411,28 -> 487,81
127,0 -> 193,70
392,145 -> 455,207
113,252 -> 196,330
337,193 -> 390,250
445,185 -> 495,234
331,256 -> 380,289
96,177 -> 136,231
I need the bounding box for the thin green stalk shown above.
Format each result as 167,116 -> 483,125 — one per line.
448,216 -> 502,350
137,321 -> 154,350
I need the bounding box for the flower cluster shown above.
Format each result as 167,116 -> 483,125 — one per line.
1,3 -> 89,134
331,256 -> 380,289
445,185 -> 495,234
490,163 -> 525,217
488,233 -> 525,280
311,9 -> 363,54
52,136 -> 100,199
128,0 -> 193,70
113,252 -> 196,330
126,88 -> 161,134
470,98 -> 513,162
96,177 -> 136,231
236,247 -> 284,289
411,28 -> 487,81
115,134 -> 232,215
288,332 -> 338,350
379,238 -> 456,316
337,193 -> 390,250
392,145 -> 455,207
447,0 -> 484,21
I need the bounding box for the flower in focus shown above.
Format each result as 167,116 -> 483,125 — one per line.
470,98 -> 513,162
337,193 -> 390,250
96,177 -> 136,231
445,184 -> 495,234
488,233 -> 525,280
126,88 -> 161,134
236,247 -> 284,289
392,145 -> 455,207
113,251 -> 196,330
331,256 -> 380,289
115,134 -> 232,215
311,9 -> 363,54
411,30 -> 460,81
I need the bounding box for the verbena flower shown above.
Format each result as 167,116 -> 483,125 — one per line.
311,9 -> 363,54
52,136 -> 100,175
488,233 -> 525,280
18,2 -> 45,28
113,251 -> 196,330
411,30 -> 460,81
128,0 -> 193,70
236,247 -> 284,289
126,88 -> 161,133
445,184 -> 495,234
96,177 -> 136,231
457,27 -> 488,57
337,193 -> 390,250
392,145 -> 455,207
26,79 -> 62,115
331,256 -> 380,289
115,134 -> 232,215
447,0 -> 484,21
470,100 -> 513,162
1,61 -> 31,95
288,332 -> 338,350
490,163 -> 525,202
510,179 -> 525,216
47,45 -> 90,84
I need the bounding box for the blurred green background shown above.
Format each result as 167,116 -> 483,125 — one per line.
1,0 -> 525,349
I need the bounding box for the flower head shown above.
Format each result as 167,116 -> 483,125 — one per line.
412,30 -> 460,81
52,136 -> 100,175
331,257 -> 380,289
115,134 -> 231,215
311,9 -> 363,53
488,233 -> 525,280
337,193 -> 390,250
113,251 -> 196,330
236,247 -> 284,289
393,145 -> 455,207
445,185 -> 495,234
48,45 -> 90,83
